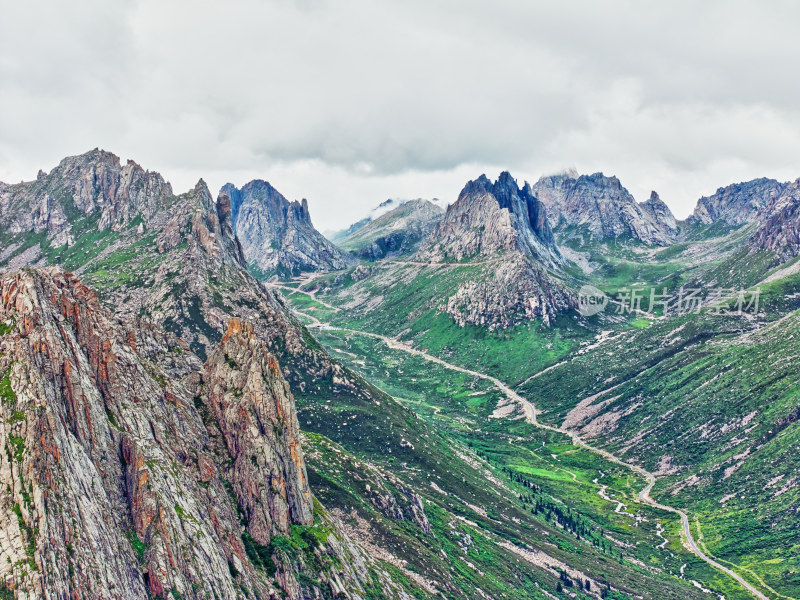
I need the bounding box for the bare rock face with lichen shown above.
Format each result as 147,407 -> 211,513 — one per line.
220,180 -> 348,279
0,268 -> 414,599
531,171 -> 677,245
0,150 -> 425,599
416,172 -> 572,326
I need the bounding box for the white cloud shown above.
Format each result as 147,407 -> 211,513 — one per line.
2,0 -> 800,228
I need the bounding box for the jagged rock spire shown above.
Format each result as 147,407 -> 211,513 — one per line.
218,180 -> 349,279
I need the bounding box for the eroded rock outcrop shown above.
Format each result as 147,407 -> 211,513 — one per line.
443,253 -> 572,328
531,171 -> 676,245
219,180 -> 348,279
0,268 -> 416,599
750,179 -> 800,259
689,177 -> 785,226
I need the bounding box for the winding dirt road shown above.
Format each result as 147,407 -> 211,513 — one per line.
276,285 -> 770,600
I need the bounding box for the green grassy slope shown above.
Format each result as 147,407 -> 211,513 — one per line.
297,327 -> 720,600
284,223 -> 800,599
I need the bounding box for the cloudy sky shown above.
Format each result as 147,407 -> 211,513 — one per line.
2,0 -> 800,231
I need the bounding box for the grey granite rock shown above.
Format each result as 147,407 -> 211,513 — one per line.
418,171 -> 561,265
689,178 -> 785,226
531,171 -> 676,245
220,181 -> 348,279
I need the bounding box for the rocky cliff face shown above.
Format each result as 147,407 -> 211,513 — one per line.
416,173 -> 572,326
417,172 -> 561,265
531,172 -> 676,245
689,177 -> 786,226
0,269 -> 298,597
750,179 -> 800,260
0,150 -> 430,598
339,199 -> 443,260
0,268 -> 417,600
219,181 -> 348,279
640,191 -> 678,236
202,318 -> 313,542
0,149 -> 173,249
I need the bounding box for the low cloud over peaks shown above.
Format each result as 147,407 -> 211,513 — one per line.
2,0 -> 800,229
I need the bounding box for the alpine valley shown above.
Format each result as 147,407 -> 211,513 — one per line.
1,150 -> 799,600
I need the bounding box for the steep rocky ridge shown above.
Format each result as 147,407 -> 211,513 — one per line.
414,172 -> 572,326
0,151 -> 420,430
0,268 -> 412,599
689,177 -> 785,226
338,199 -> 443,260
219,181 -> 348,279
531,171 -> 676,245
0,149 -> 173,251
1,152 -> 322,365
750,178 -> 800,260
418,172 -> 560,265
201,317 -> 314,542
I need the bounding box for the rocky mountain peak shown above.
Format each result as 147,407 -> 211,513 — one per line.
415,173 -> 570,325
194,177 -> 210,194
750,178 -> 800,259
220,181 -> 244,225
219,180 -> 348,279
531,171 -> 676,245
0,149 -> 174,250
417,172 -> 560,264
689,177 -> 786,226
156,177 -> 246,270
640,190 -> 678,235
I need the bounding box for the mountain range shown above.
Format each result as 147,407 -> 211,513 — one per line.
2,149 -> 800,600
